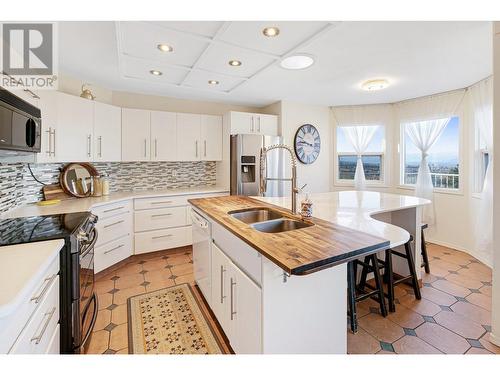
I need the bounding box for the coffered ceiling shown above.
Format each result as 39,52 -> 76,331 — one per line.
58,21 -> 492,107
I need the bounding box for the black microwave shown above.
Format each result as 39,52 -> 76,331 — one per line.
0,88 -> 42,154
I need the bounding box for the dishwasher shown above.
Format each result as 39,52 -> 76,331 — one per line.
191,209 -> 212,304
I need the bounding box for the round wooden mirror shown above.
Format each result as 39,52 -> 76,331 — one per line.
60,163 -> 99,198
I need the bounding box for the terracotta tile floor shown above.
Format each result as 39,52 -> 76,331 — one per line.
85,243 -> 499,355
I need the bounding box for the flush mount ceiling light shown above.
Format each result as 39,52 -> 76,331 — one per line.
157,43 -> 173,52
208,80 -> 219,85
262,27 -> 280,37
280,54 -> 314,70
228,60 -> 242,66
361,79 -> 389,91
149,70 -> 162,76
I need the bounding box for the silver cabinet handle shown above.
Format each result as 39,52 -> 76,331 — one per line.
103,206 -> 124,213
220,265 -> 226,303
98,136 -> 102,158
31,274 -> 56,304
151,201 -> 173,205
31,307 -> 56,344
104,219 -> 124,229
195,140 -> 198,158
154,139 -> 158,158
87,134 -> 92,157
152,234 -> 173,240
52,129 -> 56,156
144,139 -> 147,158
251,117 -> 254,132
230,277 -> 236,320
257,116 -> 261,132
104,244 -> 124,254
151,213 -> 172,218
204,140 -> 207,157
45,127 -> 52,155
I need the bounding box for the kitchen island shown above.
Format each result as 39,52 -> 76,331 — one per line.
188,191 -> 429,354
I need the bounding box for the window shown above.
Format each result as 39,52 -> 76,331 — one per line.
474,125 -> 490,193
336,126 -> 385,182
401,116 -> 460,190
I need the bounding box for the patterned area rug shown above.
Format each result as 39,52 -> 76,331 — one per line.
127,284 -> 223,354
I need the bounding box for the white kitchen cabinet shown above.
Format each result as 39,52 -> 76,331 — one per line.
200,115 -> 222,161
36,91 -> 58,163
176,113 -> 201,161
93,102 -> 122,162
210,243 -> 232,336
55,94 -> 94,162
122,108 -> 151,161
227,111 -> 278,136
228,262 -> 262,354
151,111 -> 177,161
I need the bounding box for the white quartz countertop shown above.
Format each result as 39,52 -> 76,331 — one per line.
0,239 -> 64,318
255,190 -> 430,248
2,186 -> 229,219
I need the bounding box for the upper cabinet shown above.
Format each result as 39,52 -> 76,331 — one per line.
227,111 -> 279,136
94,102 -> 122,162
121,108 -> 150,162
176,113 -> 201,162
201,115 -> 223,161
151,111 -> 177,161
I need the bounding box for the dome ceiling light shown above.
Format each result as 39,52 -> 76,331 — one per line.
361,79 -> 390,91
280,55 -> 314,70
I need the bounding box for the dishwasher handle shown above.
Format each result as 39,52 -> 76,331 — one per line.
191,210 -> 209,229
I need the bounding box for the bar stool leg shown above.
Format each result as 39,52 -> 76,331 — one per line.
347,261 -> 358,333
404,241 -> 422,300
358,256 -> 370,291
371,254 -> 388,317
421,228 -> 430,274
385,249 -> 395,312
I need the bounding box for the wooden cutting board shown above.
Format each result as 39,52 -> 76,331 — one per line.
42,183 -> 74,201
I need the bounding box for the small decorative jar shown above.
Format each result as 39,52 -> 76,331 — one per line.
300,193 -> 313,218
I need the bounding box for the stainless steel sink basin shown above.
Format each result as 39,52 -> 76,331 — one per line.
229,208 -> 283,224
251,218 -> 314,233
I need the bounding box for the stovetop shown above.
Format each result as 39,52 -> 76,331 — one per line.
0,212 -> 92,246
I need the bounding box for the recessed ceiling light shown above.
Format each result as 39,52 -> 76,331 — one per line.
208,80 -> 219,85
361,79 -> 389,91
157,44 -> 173,52
228,60 -> 242,67
280,55 -> 314,70
150,70 -> 162,76
262,27 -> 280,37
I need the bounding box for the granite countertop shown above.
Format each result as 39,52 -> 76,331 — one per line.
0,239 -> 64,318
189,195 -> 393,275
1,186 -> 229,219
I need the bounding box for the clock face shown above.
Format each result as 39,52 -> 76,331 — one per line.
294,124 -> 321,164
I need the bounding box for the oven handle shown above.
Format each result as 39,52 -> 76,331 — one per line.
81,228 -> 98,256
77,293 -> 98,351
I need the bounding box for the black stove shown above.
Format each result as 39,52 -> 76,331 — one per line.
0,212 -> 99,354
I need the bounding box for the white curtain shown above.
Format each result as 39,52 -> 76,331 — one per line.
470,78 -> 493,264
404,118 -> 450,224
341,126 -> 379,190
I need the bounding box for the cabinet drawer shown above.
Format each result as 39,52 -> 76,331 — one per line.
45,324 -> 60,354
0,254 -> 59,354
92,200 -> 132,221
95,212 -> 133,248
10,275 -> 60,354
134,206 -> 186,232
134,195 -> 188,210
95,234 -> 133,273
135,226 -> 192,254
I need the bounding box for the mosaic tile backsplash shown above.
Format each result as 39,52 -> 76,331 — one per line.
0,161 -> 216,214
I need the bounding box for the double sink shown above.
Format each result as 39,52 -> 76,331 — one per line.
228,208 -> 313,233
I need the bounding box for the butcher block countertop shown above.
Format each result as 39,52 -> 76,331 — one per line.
189,195 -> 392,275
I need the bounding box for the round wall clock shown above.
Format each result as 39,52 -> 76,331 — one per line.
294,124 -> 321,164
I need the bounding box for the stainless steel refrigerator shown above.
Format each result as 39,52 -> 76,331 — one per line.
230,134 -> 291,197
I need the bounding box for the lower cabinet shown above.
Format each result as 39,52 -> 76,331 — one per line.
210,243 -> 262,353
134,226 -> 192,255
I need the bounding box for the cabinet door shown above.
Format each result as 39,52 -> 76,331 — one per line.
229,112 -> 255,134
121,108 -> 150,161
176,113 -> 200,161
94,102 -> 121,162
229,263 -> 262,353
210,243 -> 231,335
256,114 -> 278,136
200,115 -> 222,161
151,111 -> 177,161
36,91 -> 58,163
55,93 -> 94,162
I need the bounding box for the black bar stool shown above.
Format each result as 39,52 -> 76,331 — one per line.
347,252 -> 388,334
421,224 -> 430,274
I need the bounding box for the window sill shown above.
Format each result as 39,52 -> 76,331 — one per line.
396,185 -> 464,196
334,180 -> 390,189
